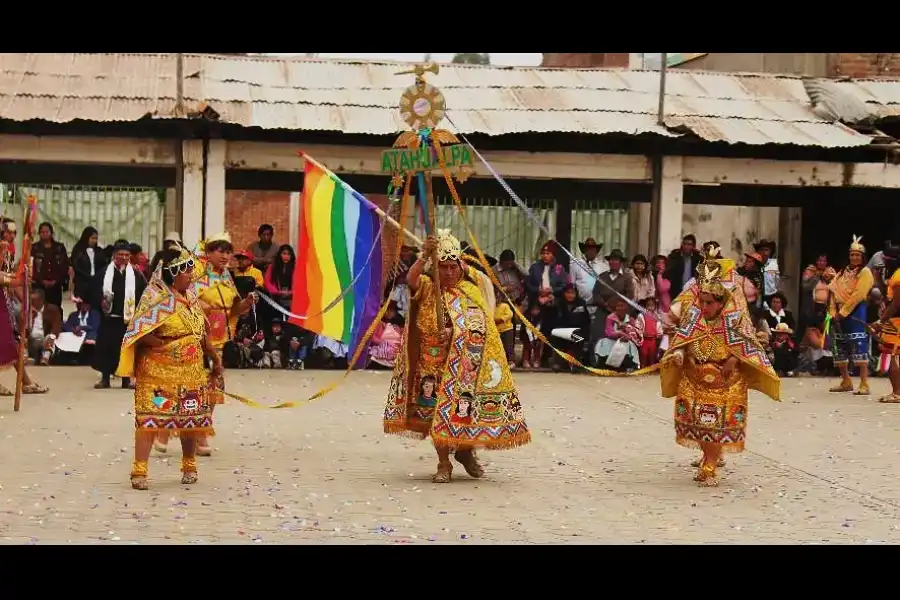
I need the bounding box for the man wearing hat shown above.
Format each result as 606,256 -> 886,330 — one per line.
754,239 -> 781,306
571,238 -> 609,306
589,248 -> 634,346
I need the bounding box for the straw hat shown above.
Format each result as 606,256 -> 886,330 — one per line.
772,322 -> 793,335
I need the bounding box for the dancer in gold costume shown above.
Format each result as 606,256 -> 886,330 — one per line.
384,230 -> 530,483
827,236 -> 874,395
154,232 -> 256,457
118,245 -> 222,490
660,246 -> 780,487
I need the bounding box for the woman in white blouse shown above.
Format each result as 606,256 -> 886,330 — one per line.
630,254 -> 656,304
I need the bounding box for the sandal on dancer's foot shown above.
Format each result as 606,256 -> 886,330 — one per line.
693,462 -> 719,487
691,457 -> 726,468
432,461 -> 453,484
854,384 -> 871,396
153,439 -> 168,454
829,382 -> 854,393
130,461 -> 149,490
0,384 -> 13,397
181,458 -> 199,484
879,393 -> 900,403
454,449 -> 485,479
22,383 -> 48,394
196,446 -> 212,457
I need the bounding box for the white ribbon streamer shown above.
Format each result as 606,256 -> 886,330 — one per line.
444,113 -> 653,319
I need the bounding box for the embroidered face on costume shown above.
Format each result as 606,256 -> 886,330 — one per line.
420,377 -> 436,399
698,292 -> 725,321
456,394 -> 472,417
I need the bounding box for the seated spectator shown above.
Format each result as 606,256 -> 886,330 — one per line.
55,299 -> 101,365
27,289 -> 61,366
552,283 -> 590,371
264,244 -> 296,311
235,319 -> 266,368
520,301 -> 545,370
797,305 -> 834,375
266,318 -> 312,370
369,301 -> 405,369
312,335 -> 348,369
234,248 -> 265,289
638,297 -> 663,368
763,292 -> 795,332
770,322 -> 798,376
592,297 -> 642,372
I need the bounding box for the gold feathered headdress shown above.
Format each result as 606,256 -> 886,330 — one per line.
697,245 -> 735,299
435,229 -> 461,263
849,235 -> 865,254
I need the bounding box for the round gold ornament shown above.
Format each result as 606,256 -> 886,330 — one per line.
399,82 -> 446,130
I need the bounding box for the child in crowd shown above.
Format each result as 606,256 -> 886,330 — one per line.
369,301 -> 405,368
593,297 -> 642,372
770,322 -> 798,376
638,297 -> 663,368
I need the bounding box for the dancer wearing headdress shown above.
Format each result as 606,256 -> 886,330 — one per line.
827,236 -> 874,395
660,245 -> 780,487
153,232 -> 256,457
384,230 -> 530,483
117,244 -> 222,490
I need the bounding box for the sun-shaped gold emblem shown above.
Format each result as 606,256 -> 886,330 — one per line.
399,82 -> 446,130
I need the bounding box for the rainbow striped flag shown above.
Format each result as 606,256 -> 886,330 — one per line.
292,161 -> 384,359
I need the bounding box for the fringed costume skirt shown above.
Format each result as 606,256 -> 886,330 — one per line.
673,360 -> 748,453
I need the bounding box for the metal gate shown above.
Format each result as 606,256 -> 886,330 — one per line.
571,199 -> 630,255
1,184 -> 165,255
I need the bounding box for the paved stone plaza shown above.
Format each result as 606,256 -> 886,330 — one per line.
1,367 -> 900,544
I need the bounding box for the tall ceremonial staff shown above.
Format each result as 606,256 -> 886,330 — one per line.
14,195 -> 36,412
384,62 -> 475,327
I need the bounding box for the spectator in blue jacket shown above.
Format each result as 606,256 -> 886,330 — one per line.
56,299 -> 101,365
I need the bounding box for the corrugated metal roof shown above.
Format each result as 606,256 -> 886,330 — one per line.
0,52 -> 883,147
829,79 -> 900,118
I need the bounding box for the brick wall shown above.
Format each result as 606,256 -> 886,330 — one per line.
541,53 -> 630,68
831,53 -> 900,78
225,190 -> 292,251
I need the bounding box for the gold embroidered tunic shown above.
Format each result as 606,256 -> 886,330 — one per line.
383,267 -> 530,450
117,284 -> 213,434
661,273 -> 779,454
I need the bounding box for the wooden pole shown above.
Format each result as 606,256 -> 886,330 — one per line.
423,172 -> 444,328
